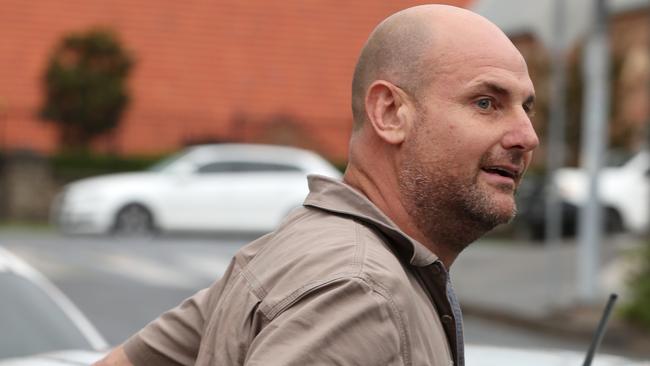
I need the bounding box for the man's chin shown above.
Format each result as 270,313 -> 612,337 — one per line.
481,182 -> 517,213
493,193 -> 517,219
494,203 -> 517,226
469,193 -> 517,229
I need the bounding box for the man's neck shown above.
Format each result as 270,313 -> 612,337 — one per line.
343,166 -> 466,268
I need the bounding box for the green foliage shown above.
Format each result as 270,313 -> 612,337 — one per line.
41,28 -> 133,151
621,239 -> 650,330
51,152 -> 162,183
332,160 -> 347,174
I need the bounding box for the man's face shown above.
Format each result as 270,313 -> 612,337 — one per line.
398,41 -> 539,237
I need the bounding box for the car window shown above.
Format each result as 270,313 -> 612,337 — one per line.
0,272 -> 93,359
196,161 -> 302,174
605,150 -> 634,167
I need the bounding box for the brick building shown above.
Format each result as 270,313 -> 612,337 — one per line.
0,0 -> 471,162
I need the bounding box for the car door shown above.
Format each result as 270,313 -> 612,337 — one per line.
226,162 -> 309,231
158,161 -> 234,231
164,160 -> 307,232
201,161 -> 308,231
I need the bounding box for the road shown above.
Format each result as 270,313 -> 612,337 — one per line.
0,229 -> 628,357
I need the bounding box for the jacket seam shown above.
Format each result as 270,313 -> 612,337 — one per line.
356,225 -> 409,365
353,222 -> 365,277
261,216 -> 366,319
260,274 -> 410,366
361,273 -> 412,366
262,269 -> 362,319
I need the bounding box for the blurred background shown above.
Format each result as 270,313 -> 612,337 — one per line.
0,0 -> 649,364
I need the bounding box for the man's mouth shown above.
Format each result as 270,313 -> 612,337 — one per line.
481,165 -> 520,182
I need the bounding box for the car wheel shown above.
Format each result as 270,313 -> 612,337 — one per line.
112,203 -> 156,236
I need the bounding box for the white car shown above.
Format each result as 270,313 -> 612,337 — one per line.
0,247 -> 107,362
554,150 -> 649,235
0,350 -> 105,366
466,344 -> 649,366
51,143 -> 342,235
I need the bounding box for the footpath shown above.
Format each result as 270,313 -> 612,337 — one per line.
451,234 -> 650,359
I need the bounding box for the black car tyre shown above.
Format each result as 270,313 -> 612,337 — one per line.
112,203 -> 156,236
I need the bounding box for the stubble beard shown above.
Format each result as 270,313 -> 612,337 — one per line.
398,146 -> 518,251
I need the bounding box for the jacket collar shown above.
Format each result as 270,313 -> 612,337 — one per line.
303,175 -> 438,267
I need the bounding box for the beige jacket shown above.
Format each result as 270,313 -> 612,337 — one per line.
124,175 -> 464,366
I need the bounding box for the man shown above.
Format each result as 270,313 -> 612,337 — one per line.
95,4 -> 538,366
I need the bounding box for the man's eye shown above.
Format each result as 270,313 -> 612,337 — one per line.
524,103 -> 536,117
476,98 -> 492,110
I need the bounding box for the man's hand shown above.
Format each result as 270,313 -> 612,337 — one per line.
93,345 -> 134,366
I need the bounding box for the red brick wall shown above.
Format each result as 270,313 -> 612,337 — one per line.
0,0 -> 471,161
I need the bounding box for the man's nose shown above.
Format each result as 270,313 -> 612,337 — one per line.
501,110 -> 539,152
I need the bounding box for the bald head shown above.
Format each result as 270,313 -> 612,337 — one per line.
351,5 -> 520,129
345,5 -> 536,266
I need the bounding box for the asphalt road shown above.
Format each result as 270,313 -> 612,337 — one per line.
0,229 -> 616,357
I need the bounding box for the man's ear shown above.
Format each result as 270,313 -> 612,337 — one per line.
364,80 -> 412,145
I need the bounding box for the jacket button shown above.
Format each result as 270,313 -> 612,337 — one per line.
441,315 -> 453,324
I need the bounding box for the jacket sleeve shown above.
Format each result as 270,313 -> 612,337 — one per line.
122,259 -> 236,366
243,276 -> 407,366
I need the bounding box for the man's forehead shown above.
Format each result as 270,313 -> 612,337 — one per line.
425,50 -> 534,97
421,16 -> 530,81
432,42 -> 529,73
465,71 -> 535,97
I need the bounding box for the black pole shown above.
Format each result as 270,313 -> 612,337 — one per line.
582,293 -> 618,366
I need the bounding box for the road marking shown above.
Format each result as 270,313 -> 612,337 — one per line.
4,245 -> 235,290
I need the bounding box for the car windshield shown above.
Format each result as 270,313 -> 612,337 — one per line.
0,272 -> 93,359
147,150 -> 188,172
